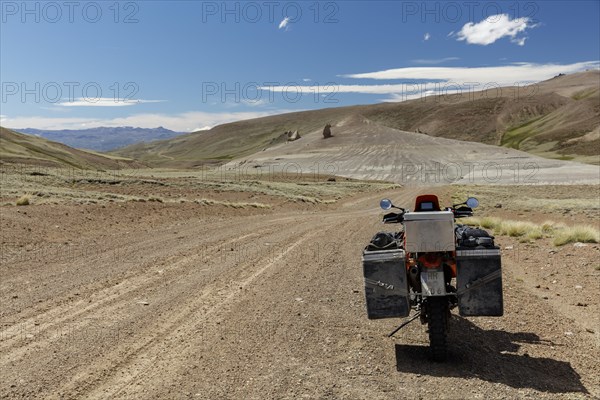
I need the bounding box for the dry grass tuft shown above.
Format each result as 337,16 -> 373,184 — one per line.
16,195 -> 31,206
465,217 -> 599,246
553,225 -> 600,246
194,198 -> 271,209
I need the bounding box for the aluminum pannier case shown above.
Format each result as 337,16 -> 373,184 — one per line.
403,211 -> 455,252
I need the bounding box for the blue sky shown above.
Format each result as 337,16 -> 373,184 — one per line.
1,0 -> 599,131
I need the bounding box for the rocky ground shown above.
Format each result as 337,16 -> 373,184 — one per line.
1,171 -> 598,399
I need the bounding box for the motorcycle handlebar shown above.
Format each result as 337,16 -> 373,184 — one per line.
382,211 -> 404,224
448,206 -> 474,218
453,210 -> 474,218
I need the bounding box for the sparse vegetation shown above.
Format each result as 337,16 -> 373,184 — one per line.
194,198 -> 271,209
16,194 -> 30,206
541,220 -> 560,234
291,195 -> 337,204
455,184 -> 599,246
514,198 -> 600,212
453,185 -> 600,217
571,87 -> 598,100
2,165 -> 394,207
464,216 -> 599,246
465,217 -> 542,242
553,225 -> 600,246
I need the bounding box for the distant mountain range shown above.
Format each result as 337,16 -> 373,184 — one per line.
16,126 -> 184,152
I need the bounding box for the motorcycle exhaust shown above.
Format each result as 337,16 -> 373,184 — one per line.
408,266 -> 422,292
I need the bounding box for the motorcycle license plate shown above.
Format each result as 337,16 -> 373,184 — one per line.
421,270 -> 446,296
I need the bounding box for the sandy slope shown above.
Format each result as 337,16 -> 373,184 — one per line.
1,187 -> 598,399
226,115 -> 600,186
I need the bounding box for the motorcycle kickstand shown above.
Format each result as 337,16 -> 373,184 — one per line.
388,312 -> 421,338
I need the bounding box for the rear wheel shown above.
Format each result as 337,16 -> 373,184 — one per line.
427,297 -> 449,362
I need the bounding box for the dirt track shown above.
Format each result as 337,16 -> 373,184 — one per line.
1,188 -> 599,399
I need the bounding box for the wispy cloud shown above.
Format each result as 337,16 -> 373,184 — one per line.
278,17 -> 290,30
512,37 -> 527,46
1,110 -> 296,132
56,98 -> 165,107
411,57 -> 460,65
259,61 -> 599,102
261,83 -> 419,95
455,14 -> 537,46
241,98 -> 269,107
340,61 -> 599,85
259,83 -> 467,102
423,32 -> 431,41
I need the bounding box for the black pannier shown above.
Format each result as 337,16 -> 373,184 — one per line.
363,232 -> 410,319
456,247 -> 503,316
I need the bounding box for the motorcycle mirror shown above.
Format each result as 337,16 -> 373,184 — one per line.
466,197 -> 479,208
380,198 -> 393,210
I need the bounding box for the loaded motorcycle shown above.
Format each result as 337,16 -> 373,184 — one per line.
362,194 -> 503,361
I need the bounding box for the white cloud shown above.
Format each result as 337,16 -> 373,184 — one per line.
190,126 -> 213,132
383,88 -> 465,102
302,78 -> 312,82
278,17 -> 290,30
241,98 -> 268,107
1,110 -> 295,132
411,57 -> 460,65
259,82 -> 470,102
261,83 -> 414,95
455,14 -> 536,45
57,98 -> 165,107
512,37 -> 527,46
340,61 -> 599,85
260,61 -> 599,102
424,32 -> 431,41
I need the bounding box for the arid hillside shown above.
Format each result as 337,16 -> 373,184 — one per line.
113,71 -> 600,166
0,127 -> 141,171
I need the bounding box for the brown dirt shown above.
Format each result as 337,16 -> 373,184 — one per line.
1,185 -> 599,399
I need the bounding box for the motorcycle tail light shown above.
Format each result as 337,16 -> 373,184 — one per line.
418,253 -> 443,268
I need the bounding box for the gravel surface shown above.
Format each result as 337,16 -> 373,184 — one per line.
1,187 -> 599,399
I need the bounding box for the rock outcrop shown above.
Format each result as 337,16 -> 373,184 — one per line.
287,130 -> 301,141
323,124 -> 332,138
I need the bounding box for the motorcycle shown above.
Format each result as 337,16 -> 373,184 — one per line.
362,194 -> 503,361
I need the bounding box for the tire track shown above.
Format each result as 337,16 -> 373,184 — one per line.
64,217 -> 334,399
0,218 -> 292,362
